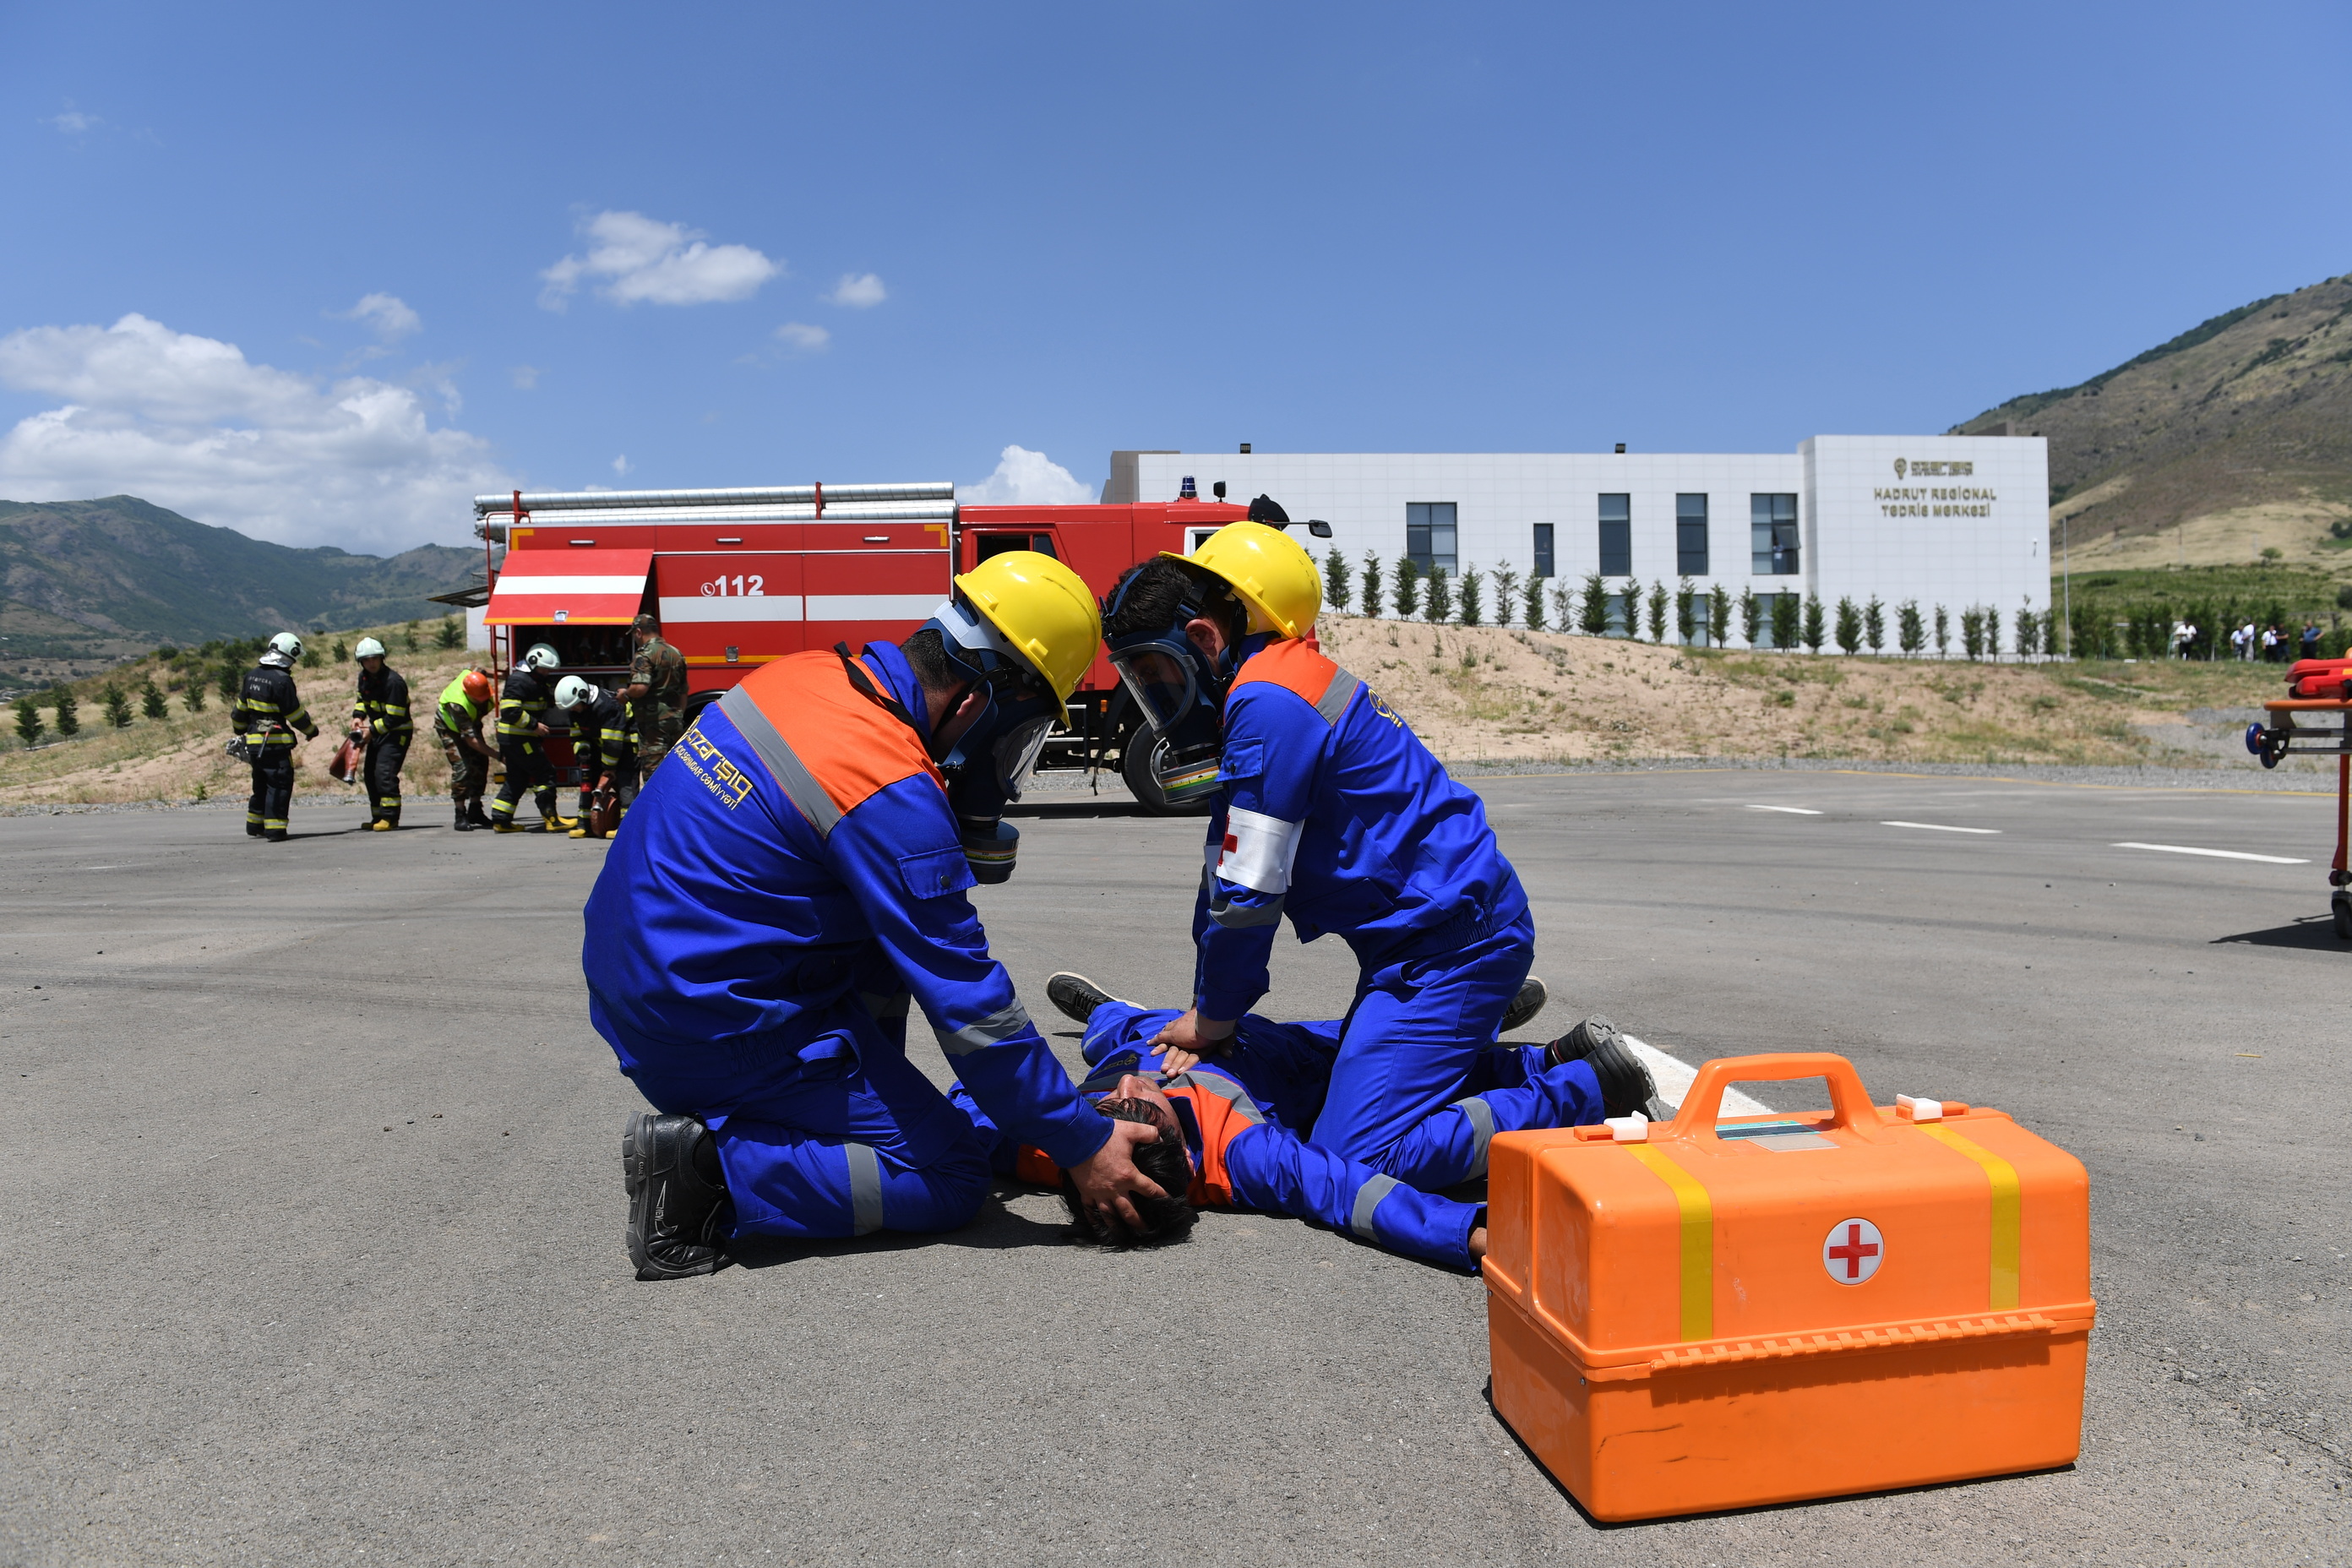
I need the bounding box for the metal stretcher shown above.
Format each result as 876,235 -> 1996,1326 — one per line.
2244,657 -> 2352,941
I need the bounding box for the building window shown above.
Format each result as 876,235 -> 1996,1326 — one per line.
1406,503 -> 1457,574
1751,493 -> 1799,574
1598,494 -> 1631,577
1532,523 -> 1554,579
1676,494 -> 1708,577
1690,592 -> 1712,648
1605,591 -> 1632,637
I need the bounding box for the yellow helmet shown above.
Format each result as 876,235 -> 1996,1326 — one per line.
948,550 -> 1102,703
1164,520 -> 1321,640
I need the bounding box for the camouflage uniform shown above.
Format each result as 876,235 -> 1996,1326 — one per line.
629,633 -> 689,781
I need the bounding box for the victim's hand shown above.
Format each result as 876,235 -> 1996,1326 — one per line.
1150,1006 -> 1235,1060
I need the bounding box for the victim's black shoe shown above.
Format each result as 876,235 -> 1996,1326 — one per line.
1045,972 -> 1134,1025
1545,1015 -> 1671,1121
622,1112 -> 733,1281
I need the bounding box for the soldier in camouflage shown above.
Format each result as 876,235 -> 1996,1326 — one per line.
624,612 -> 688,790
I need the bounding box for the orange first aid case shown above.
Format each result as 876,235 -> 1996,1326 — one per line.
1484,1054 -> 2093,1522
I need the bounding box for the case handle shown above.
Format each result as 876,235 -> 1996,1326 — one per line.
1661,1052 -> 1882,1143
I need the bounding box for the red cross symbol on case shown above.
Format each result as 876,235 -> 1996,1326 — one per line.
1823,1217 -> 1884,1284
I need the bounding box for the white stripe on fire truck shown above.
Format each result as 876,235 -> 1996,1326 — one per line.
658,596 -> 807,623
487,574 -> 651,596
653,593 -> 946,624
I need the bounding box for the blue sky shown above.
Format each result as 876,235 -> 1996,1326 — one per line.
3,1 -> 2347,554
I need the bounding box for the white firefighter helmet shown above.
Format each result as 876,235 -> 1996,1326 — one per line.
353,636 -> 387,661
521,643 -> 561,672
554,675 -> 596,709
266,632 -> 304,662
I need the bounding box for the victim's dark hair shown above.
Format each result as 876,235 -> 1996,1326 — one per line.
1059,1099 -> 1198,1249
901,626 -> 953,689
1102,560 -> 1244,647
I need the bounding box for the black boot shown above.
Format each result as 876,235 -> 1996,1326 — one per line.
622,1113 -> 732,1281
466,805 -> 493,828
1545,1015 -> 1672,1121
453,808 -> 476,831
1045,972 -> 1133,1024
1500,974 -> 1549,1034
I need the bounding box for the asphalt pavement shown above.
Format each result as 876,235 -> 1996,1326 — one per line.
2,767 -> 2347,1565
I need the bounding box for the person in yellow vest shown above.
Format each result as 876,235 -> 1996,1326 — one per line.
435,669 -> 498,830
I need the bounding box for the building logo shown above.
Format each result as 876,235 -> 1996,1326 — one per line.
1892,458 -> 1907,479
1893,457 -> 1972,477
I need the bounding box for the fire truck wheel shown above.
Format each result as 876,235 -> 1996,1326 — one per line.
2333,895 -> 2351,943
1121,730 -> 1216,817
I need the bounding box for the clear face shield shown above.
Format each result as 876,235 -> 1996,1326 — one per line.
1108,641 -> 1203,736
926,595 -> 1064,883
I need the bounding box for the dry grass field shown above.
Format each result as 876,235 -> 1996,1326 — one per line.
2,612 -> 2312,808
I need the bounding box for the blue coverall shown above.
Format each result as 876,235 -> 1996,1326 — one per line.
1194,635 -> 1535,1183
581,640 -> 1110,1241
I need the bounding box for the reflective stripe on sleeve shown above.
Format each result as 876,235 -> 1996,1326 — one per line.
716,685 -> 841,838
1217,805 -> 1304,895
1349,1173 -> 1401,1241
1315,667 -> 1362,725
934,999 -> 1035,1058
1168,1071 -> 1266,1125
1207,887 -> 1285,928
844,1141 -> 884,1236
1452,1095 -> 1496,1179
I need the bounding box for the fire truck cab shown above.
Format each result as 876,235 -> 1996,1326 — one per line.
466,481 -> 1309,812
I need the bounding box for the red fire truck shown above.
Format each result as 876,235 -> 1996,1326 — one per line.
462,480 -> 1322,811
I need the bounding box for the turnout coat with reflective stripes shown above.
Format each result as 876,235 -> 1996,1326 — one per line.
232,664 -> 314,747
580,640 -> 1112,1171
1193,634 -> 1527,1022
352,666 -> 413,738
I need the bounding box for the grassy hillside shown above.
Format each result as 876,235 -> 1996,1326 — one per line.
0,496 -> 486,692
1954,272 -> 2352,571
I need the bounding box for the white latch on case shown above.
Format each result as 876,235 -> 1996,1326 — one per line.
1604,1111 -> 1650,1143
1896,1094 -> 1943,1123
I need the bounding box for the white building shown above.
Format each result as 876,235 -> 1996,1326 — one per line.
1106,436 -> 2049,645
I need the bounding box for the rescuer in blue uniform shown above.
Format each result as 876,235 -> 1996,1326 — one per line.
582,553 -> 1167,1281
1101,514 -> 1543,1188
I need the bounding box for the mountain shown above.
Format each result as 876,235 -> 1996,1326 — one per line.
0,496 -> 486,668
1952,272 -> 2352,567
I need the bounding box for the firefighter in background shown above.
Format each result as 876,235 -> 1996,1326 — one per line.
348,636 -> 414,831
623,612 -> 687,786
231,632 -> 318,842
435,669 -> 497,831
554,674 -> 634,839
582,553 -> 1167,1280
1101,516 -> 1538,1189
491,643 -> 570,834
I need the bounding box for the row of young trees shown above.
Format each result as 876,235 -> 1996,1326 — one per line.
9,618 -> 466,748
1318,548 -> 2050,657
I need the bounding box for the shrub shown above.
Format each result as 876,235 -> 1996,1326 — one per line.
1801,595 -> 1826,653
53,687 -> 79,738
2015,607 -> 2039,659
1522,576 -> 1547,632
1577,573 -> 1609,637
1934,606 -> 1950,657
1709,587 -> 1730,649
140,678 -> 168,719
1961,608 -> 1984,661
1984,606 -> 2003,659
1393,558 -> 1420,619
215,664 -> 240,704
1834,596 -> 1861,656
1360,553 -> 1385,619
1865,596 -> 1885,655
1675,579 -> 1696,645
1324,548 -> 1353,615
182,680 -> 208,714
436,615 -> 464,650
402,621 -> 420,652
331,640 -> 349,662
14,696 -> 42,747
1488,564 -> 1518,629
1897,601 -> 1924,655
1646,580 -> 1668,643
300,646 -> 321,667
102,683 -> 134,728
1456,564 -> 1483,627
1424,566 -> 1452,623
1740,586 -> 1761,647
1771,591 -> 1800,651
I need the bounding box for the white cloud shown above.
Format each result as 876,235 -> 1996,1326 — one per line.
0,313 -> 509,553
773,321 -> 830,354
338,292 -> 421,341
958,445 -> 1094,505
826,272 -> 887,308
539,210 -> 780,310
48,110 -> 101,134
612,455 -> 631,477
509,364 -> 540,389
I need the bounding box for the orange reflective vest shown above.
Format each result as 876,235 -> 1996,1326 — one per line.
716,649 -> 945,837
1228,635 -> 1360,726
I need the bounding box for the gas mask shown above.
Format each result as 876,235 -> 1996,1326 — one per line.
927,597 -> 1063,884
1103,571 -> 1240,808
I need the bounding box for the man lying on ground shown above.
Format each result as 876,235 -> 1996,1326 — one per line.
950,988 -> 1667,1271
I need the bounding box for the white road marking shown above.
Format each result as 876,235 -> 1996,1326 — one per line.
1881,820 -> 2000,835
1745,804 -> 1822,815
1625,1034 -> 1772,1116
2113,841 -> 2309,865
